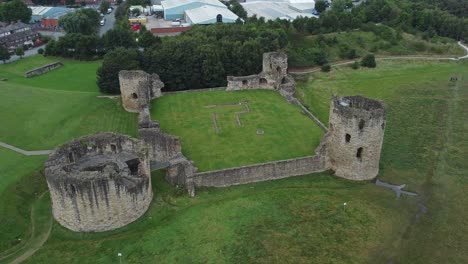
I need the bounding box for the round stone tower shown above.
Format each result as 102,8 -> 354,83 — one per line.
44,133 -> 152,232
327,96 -> 386,180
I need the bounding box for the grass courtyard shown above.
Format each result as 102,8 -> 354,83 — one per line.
151,90 -> 324,171
0,55 -> 467,263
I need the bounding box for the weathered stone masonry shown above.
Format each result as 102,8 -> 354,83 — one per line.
24,62 -> 63,78
43,52 -> 387,232
44,133 -> 152,232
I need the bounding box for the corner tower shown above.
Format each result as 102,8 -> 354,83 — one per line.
327,96 -> 386,180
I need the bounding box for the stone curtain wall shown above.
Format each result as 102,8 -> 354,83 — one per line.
24,62 -> 63,78
193,155 -> 327,187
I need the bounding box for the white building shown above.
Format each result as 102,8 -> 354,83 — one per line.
241,0 -> 317,21
161,0 -> 227,20
185,5 -> 239,24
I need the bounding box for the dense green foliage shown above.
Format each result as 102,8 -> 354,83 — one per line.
58,9 -> 100,35
96,48 -> 140,94
227,0 -> 247,19
361,54 -> 376,67
314,0 -> 327,13
99,0 -> 110,14
0,45 -> 10,63
0,0 -> 32,23
15,47 -> 24,58
151,90 -> 324,171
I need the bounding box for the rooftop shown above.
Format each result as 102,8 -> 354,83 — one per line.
185,5 -> 238,24
161,0 -> 226,10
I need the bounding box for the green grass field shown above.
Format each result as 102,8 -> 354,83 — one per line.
0,56 -> 137,150
151,90 -> 324,171
289,31 -> 464,67
295,60 -> 468,263
0,56 -> 137,253
1,56 -> 467,263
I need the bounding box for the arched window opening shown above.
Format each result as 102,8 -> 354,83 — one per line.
132,93 -> 138,99
242,80 -> 248,87
68,152 -> 74,163
356,147 -> 363,160
216,14 -> 223,23
276,66 -> 282,74
259,78 -> 268,85
359,119 -> 365,130
345,134 -> 351,143
111,144 -> 117,153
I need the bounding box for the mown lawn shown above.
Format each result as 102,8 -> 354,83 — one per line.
0,55 -> 137,150
151,90 -> 324,171
295,60 -> 468,263
0,55 -> 136,253
1,56 -> 467,264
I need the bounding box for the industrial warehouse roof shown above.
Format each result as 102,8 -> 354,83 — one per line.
161,0 -> 226,10
30,6 -> 72,22
185,5 -> 238,24
241,1 -> 317,21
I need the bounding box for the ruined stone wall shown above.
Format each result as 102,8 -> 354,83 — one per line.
138,127 -> 181,163
326,96 -> 386,180
225,52 -> 294,101
193,138 -> 328,187
262,52 -> 288,77
193,155 -> 327,187
45,133 -> 152,232
119,71 -> 164,113
24,62 -> 63,78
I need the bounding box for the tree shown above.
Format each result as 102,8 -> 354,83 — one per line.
0,0 -> 32,23
97,48 -> 141,94
59,8 -> 100,35
100,0 -> 110,14
361,54 -> 376,68
0,45 -> 11,63
321,64 -> 331,72
15,47 -> 24,58
228,0 -> 247,19
138,29 -> 161,49
102,28 -> 137,50
314,0 -> 327,13
65,0 -> 75,6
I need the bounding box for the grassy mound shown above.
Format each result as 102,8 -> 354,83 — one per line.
295,60 -> 468,263
289,31 -> 464,67
151,90 -> 324,171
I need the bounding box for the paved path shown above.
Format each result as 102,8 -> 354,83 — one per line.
289,42 -> 468,74
0,142 -> 51,156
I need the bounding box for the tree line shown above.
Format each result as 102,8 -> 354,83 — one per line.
40,0 -> 467,94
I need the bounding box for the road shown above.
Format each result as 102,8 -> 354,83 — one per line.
0,45 -> 45,65
98,9 -> 116,36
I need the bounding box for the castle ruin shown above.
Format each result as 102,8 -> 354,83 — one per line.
44,133 -> 152,232
226,52 -> 296,101
44,52 -> 386,232
327,96 -> 386,180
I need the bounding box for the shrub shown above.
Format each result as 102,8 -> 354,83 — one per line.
361,54 -> 376,68
37,48 -> 44,55
350,61 -> 359,69
321,64 -> 331,72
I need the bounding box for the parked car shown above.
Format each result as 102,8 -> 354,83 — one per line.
100,18 -> 106,26
107,8 -> 112,14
